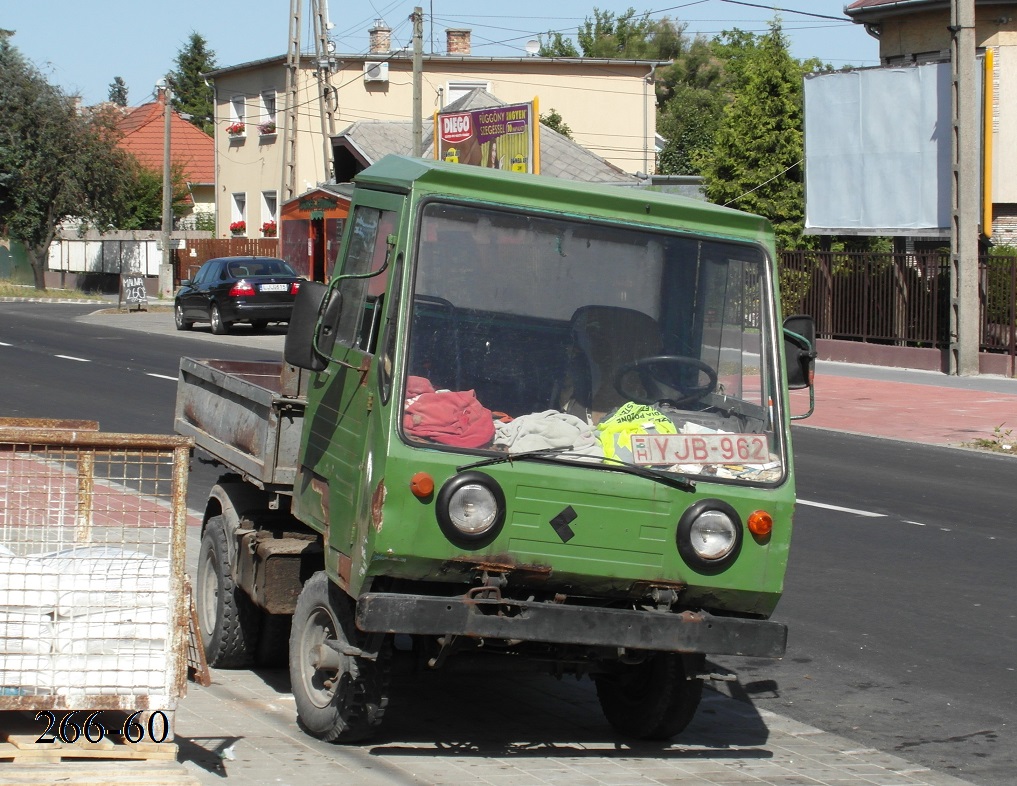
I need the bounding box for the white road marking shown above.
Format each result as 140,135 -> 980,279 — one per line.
797,499 -> 887,518
147,373 -> 178,381
54,354 -> 90,362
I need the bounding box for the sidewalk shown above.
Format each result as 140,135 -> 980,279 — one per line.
796,360 -> 1017,449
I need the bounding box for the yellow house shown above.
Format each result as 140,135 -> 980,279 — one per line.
204,27 -> 665,240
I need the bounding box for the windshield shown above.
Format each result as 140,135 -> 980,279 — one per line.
400,201 -> 784,485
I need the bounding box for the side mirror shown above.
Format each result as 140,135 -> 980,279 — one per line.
285,281 -> 343,371
179,279 -> 191,288
783,314 -> 816,391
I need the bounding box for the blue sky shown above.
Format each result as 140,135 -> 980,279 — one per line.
6,1 -> 879,108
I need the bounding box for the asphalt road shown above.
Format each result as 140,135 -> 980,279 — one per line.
0,301 -> 1013,785
717,428 -> 1017,785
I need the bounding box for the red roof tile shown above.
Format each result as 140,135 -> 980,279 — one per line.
117,97 -> 214,185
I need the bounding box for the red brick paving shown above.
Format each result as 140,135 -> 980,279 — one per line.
792,374 -> 1017,447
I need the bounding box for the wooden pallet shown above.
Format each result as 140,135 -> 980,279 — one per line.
0,733 -> 178,763
0,761 -> 199,785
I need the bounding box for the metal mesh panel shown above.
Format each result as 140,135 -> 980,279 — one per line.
0,426 -> 191,712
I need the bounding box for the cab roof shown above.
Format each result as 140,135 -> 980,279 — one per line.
353,155 -> 774,247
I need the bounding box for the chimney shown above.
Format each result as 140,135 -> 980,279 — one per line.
446,28 -> 471,56
369,19 -> 391,54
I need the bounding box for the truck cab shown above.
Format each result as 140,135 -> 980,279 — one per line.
188,154 -> 815,744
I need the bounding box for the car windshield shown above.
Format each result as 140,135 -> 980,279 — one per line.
226,259 -> 295,278
401,201 -> 784,485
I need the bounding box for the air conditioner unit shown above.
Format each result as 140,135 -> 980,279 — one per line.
364,61 -> 389,83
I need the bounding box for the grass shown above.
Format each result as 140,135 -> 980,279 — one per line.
966,424 -> 1016,456
0,282 -> 108,301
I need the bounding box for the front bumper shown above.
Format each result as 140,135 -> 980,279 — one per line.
356,592 -> 787,659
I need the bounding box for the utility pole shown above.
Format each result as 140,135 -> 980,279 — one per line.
158,79 -> 174,299
280,0 -> 301,204
312,0 -> 337,180
950,0 -> 980,375
412,7 -> 423,157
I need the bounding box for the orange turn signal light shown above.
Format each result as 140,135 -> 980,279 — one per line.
747,510 -> 773,537
410,472 -> 435,498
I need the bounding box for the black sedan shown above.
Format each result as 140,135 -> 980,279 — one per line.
174,256 -> 303,334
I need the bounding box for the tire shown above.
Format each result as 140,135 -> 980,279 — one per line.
289,572 -> 391,743
174,303 -> 192,331
196,515 -> 263,668
210,303 -> 230,335
594,653 -> 704,740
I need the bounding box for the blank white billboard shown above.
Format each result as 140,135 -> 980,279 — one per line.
804,63 -> 959,236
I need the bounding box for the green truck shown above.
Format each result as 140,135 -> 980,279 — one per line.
176,155 -> 815,743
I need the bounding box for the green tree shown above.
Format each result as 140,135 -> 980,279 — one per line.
540,108 -> 573,139
577,8 -> 685,60
117,158 -> 191,231
654,36 -> 724,175
699,21 -> 805,248
108,76 -> 128,107
168,32 -> 216,135
539,32 -> 580,58
0,36 -> 137,290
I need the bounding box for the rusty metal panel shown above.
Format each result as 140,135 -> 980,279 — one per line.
174,357 -> 303,487
0,428 -> 192,714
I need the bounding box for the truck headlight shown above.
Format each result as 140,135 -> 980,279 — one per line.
677,499 -> 743,573
436,471 -> 505,548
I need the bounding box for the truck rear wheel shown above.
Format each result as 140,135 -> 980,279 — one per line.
196,514 -> 263,668
594,653 -> 703,740
289,571 -> 390,743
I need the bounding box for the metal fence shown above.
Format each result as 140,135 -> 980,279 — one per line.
0,421 -> 192,715
779,251 -> 1017,364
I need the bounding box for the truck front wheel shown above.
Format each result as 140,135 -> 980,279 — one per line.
196,515 -> 263,668
594,653 -> 704,740
289,572 -> 390,743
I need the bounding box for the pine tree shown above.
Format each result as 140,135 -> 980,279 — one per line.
168,32 -> 216,135
108,76 -> 128,107
699,21 -> 805,248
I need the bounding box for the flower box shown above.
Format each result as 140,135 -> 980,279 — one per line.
261,220 -> 277,237
259,121 -> 277,136
229,221 -> 246,236
226,122 -> 246,137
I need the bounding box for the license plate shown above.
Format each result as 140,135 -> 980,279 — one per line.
259,283 -> 287,292
630,433 -> 770,465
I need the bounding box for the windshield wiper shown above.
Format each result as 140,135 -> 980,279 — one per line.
458,449 -> 696,493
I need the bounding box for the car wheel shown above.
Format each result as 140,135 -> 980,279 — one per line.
289,571 -> 391,742
594,652 -> 703,740
210,303 -> 230,335
174,303 -> 192,331
196,515 -> 263,668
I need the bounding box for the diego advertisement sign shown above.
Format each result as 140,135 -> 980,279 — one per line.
434,99 -> 539,174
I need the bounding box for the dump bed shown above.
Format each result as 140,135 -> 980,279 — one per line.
174,357 -> 305,488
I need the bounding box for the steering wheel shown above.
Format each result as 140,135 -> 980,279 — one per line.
613,355 -> 718,408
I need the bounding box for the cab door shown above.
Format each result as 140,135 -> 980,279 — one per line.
295,194 -> 404,594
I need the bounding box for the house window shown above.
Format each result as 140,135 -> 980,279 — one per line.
261,91 -> 276,122
230,96 -> 246,124
444,80 -> 490,106
231,193 -> 247,235
261,191 -> 278,236
259,91 -> 277,135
